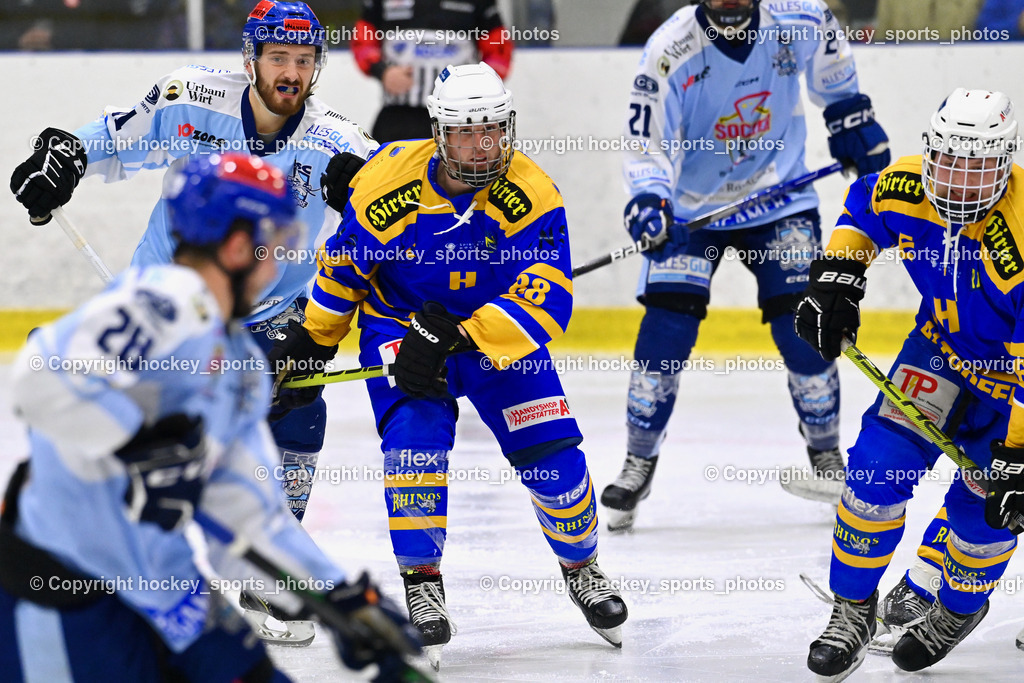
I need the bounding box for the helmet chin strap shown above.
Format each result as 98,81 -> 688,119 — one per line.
211,253 -> 258,322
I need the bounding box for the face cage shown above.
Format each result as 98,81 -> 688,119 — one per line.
243,37 -> 326,91
432,114 -> 516,188
702,0 -> 756,27
921,149 -> 1012,225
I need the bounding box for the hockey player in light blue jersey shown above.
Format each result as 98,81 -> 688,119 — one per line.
601,0 -> 891,530
9,0 -> 378,523
0,153 -> 420,683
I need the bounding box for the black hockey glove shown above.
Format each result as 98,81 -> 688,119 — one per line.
10,127 -> 87,225
393,302 -> 476,399
114,414 -> 206,532
824,94 -> 891,177
321,152 -> 366,214
326,572 -> 422,674
986,441 -> 1024,533
267,320 -> 338,418
793,256 -> 867,361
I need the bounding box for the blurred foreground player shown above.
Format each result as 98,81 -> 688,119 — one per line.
0,154 -> 419,682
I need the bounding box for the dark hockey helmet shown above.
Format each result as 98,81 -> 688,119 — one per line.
165,153 -> 300,250
696,0 -> 759,28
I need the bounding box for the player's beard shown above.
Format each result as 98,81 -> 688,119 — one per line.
256,76 -> 308,118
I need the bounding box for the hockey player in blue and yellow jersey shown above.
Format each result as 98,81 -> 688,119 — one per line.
795,88 -> 1024,678
0,153 -> 419,682
601,0 -> 892,530
271,62 -> 628,668
9,1 -> 378,523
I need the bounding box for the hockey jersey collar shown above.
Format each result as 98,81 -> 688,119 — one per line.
240,86 -> 307,157
695,4 -> 760,64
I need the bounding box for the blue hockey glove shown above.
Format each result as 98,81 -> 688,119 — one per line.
793,256 -> 867,361
824,94 -> 891,177
326,572 -> 422,673
624,193 -> 688,258
114,414 -> 206,531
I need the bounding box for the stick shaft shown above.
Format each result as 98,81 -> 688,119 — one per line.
571,161 -> 844,278
841,341 -> 1024,529
280,364 -> 390,388
52,207 -> 114,283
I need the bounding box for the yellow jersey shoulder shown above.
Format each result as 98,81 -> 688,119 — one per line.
869,155 -> 938,223
349,140 -> 435,238
485,152 -> 564,237
972,164 -> 1024,290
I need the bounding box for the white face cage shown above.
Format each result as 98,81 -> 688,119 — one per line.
922,137 -> 1014,225
433,113 -> 516,188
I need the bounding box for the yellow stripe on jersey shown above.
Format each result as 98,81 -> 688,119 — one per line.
540,515 -> 598,544
385,473 -> 450,488
305,299 -> 355,347
832,540 -> 896,569
462,302 -> 540,368
531,480 -> 594,518
388,515 -> 448,531
500,294 -> 564,341
825,227 -> 878,265
523,263 -> 573,296
837,502 -> 906,533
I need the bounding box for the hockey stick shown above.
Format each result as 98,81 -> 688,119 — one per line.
193,510 -> 433,683
52,207 -> 114,283
280,363 -> 391,389
571,161 -> 845,277
841,340 -> 1024,530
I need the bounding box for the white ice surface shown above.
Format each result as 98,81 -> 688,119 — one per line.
1,357 -> 1022,682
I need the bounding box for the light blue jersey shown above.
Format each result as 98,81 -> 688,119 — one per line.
74,65 -> 378,324
624,0 -> 860,228
10,264 -> 343,652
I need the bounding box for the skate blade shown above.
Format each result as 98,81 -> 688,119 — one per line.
425,644 -> 444,671
242,610 -> 316,647
868,621 -> 899,655
605,508 -> 638,533
780,467 -> 844,504
813,646 -> 867,682
591,624 -> 623,648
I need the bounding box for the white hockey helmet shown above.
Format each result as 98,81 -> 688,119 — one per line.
427,62 -> 515,187
922,88 -> 1019,225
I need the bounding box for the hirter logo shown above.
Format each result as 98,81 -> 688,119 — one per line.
502,396 -> 572,432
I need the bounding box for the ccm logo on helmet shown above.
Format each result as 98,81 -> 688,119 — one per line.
818,272 -> 867,289
827,107 -> 875,134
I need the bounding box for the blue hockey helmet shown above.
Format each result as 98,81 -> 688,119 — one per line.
166,153 -> 299,250
243,1 -> 328,81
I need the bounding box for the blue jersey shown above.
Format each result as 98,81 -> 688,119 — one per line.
830,156 -> 1024,441
10,265 -> 343,652
625,0 -> 860,228
305,140 -> 573,369
74,65 -> 378,325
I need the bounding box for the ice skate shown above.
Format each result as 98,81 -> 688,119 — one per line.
403,567 -> 455,671
600,454 -> 657,532
869,575 -> 931,654
781,446 -> 845,504
891,596 -> 989,671
561,559 -> 628,647
238,590 -> 316,647
807,591 -> 876,682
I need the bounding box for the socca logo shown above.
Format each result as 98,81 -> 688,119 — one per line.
365,180 -> 423,231
164,80 -> 183,101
